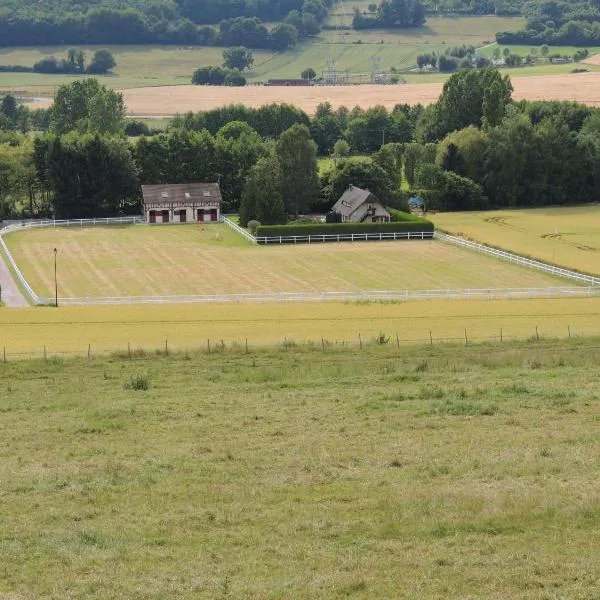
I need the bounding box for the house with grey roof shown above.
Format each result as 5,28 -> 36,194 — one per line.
141,183 -> 222,224
331,185 -> 391,223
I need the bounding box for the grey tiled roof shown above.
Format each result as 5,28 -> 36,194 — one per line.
141,183 -> 222,206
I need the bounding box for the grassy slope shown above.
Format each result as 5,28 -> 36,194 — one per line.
430,206 -> 600,276
2,338 -> 600,598
4,223 -> 566,298
0,16 -> 528,93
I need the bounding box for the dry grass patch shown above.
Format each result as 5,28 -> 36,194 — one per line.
1,297 -> 600,357
431,205 -> 600,275
4,223 -> 567,299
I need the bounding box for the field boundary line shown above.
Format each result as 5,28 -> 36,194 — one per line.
36,287 -> 600,305
435,231 -> 600,286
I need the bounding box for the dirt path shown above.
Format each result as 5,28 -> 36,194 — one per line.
0,245 -> 29,307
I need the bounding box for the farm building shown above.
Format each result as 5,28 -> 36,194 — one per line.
331,185 -> 391,223
141,183 -> 222,224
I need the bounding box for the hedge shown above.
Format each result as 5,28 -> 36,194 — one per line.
387,208 -> 429,223
255,220 -> 434,237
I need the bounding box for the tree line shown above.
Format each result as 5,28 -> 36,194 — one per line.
3,71 -> 600,222
497,0 -> 600,46
0,0 -> 328,49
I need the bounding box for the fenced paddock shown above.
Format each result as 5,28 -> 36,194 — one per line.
1,221 -> 576,304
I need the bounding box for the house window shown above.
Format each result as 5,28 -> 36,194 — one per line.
161,191 -> 169,198
203,191 -> 211,197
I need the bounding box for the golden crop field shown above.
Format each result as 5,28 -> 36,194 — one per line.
4,224 -> 566,300
2,297 -> 600,358
431,205 -> 600,275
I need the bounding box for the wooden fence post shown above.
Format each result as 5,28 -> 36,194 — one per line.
207,339 -> 211,354
464,329 -> 468,345
568,325 -> 571,339
165,339 -> 169,355
88,344 -> 91,359
128,342 -> 131,358
429,330 -> 433,346
535,326 -> 539,341
500,328 -> 503,343
358,333 -> 362,350
321,337 -> 325,352
396,332 -> 400,348
245,338 -> 248,354
44,345 -> 47,361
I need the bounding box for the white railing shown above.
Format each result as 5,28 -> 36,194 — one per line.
0,233 -> 39,304
0,216 -> 142,235
36,286 -> 600,306
0,216 -> 143,305
221,216 -> 257,243
435,232 -> 600,286
255,231 -> 434,244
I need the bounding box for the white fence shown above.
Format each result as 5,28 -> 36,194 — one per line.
0,216 -> 143,305
36,286 -> 600,306
221,216 -> 256,243
435,232 -> 600,287
255,231 -> 434,244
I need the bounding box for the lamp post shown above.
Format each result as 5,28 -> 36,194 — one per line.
53,247 -> 58,307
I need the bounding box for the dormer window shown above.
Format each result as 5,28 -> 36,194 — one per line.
161,191 -> 169,198
203,191 -> 211,197
184,192 -> 191,200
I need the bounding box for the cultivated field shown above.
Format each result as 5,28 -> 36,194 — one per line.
1,298 -> 600,357
431,206 -> 600,275
2,337 -> 600,598
4,224 -> 568,299
72,70 -> 600,116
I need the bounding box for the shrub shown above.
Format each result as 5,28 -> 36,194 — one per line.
255,219 -> 434,238
247,219 -> 261,234
325,211 -> 342,223
124,373 -> 150,391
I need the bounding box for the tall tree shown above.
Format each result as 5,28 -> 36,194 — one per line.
51,79 -> 125,135
239,153 -> 286,226
276,123 -> 319,216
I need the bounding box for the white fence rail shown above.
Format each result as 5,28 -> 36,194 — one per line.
435,232 -> 600,287
37,286 -> 600,306
0,233 -> 40,304
221,216 -> 257,243
255,231 -> 434,244
1,216 -> 142,236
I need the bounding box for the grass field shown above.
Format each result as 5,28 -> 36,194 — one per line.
2,337 -> 600,598
431,206 -> 600,275
4,223 -> 568,299
1,297 -> 600,357
0,15 -> 526,96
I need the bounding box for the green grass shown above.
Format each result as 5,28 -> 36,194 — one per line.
480,43 -> 600,59
430,205 -> 600,276
4,223 -> 568,299
2,337 -> 600,598
0,16 -> 528,95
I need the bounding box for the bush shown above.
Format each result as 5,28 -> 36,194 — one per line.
325,211 -> 342,223
247,219 -> 261,234
255,219 -> 434,237
124,373 -> 150,391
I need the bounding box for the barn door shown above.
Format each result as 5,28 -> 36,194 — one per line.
162,210 -> 169,223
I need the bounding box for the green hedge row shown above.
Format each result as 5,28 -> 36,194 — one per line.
255,219 -> 434,237
387,208 -> 429,223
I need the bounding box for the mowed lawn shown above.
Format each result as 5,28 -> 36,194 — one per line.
5,224 -> 567,299
431,205 -> 600,275
2,339 -> 600,598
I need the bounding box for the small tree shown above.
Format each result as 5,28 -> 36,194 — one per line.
502,47 -> 510,59
222,47 -> 254,71
301,67 -> 316,80
332,139 -> 350,162
87,49 -> 116,74
541,44 -> 550,57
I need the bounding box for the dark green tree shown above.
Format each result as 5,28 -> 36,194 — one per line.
222,46 -> 254,70
239,153 -> 286,226
276,123 -> 319,216
87,49 -> 116,74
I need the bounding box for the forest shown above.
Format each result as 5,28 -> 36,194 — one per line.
0,0 -> 537,48
2,69 -> 600,223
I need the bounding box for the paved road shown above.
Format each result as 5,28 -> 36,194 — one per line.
0,247 -> 29,307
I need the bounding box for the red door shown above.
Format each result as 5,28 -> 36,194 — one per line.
149,210 -> 156,224
162,210 -> 169,223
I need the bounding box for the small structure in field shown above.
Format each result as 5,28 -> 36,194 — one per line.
141,183 -> 222,224
266,78 -> 311,86
331,185 -> 391,223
